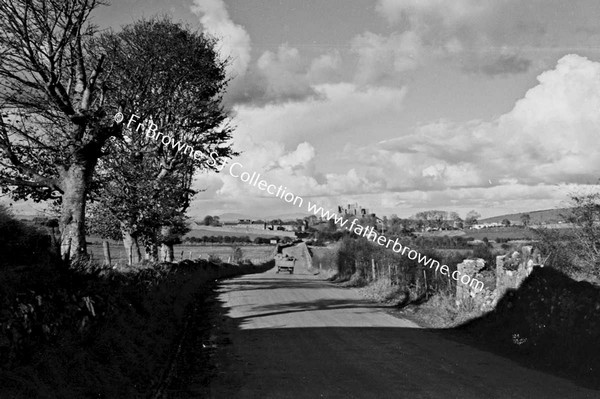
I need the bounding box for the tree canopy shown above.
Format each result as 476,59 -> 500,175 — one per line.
87,17 -> 235,263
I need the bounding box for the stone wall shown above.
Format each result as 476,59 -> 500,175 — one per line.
462,266 -> 600,386
456,245 -> 544,312
495,246 -> 543,299
456,258 -> 496,311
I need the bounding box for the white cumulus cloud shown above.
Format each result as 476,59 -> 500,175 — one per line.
191,0 -> 252,77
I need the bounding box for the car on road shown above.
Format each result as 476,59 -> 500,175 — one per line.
275,254 -> 296,274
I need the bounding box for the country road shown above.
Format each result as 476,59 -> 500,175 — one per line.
207,247 -> 598,398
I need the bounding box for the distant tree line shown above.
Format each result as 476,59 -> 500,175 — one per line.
202,215 -> 221,226
412,235 -> 475,249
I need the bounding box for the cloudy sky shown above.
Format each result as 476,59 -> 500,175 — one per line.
10,0 -> 600,219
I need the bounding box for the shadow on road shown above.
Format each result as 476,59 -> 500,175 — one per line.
208,322 -> 598,398
197,270 -> 600,398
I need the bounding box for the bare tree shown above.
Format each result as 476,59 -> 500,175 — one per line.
0,0 -> 120,260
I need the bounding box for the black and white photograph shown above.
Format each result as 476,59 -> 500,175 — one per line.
1,0 -> 600,397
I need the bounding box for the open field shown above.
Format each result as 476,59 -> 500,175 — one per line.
88,243 -> 276,265
462,227 -> 540,241
415,230 -> 466,238
186,225 -> 296,238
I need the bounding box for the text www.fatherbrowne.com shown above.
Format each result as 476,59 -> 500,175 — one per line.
223,162 -> 485,292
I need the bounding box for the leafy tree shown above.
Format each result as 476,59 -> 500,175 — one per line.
520,213 -> 531,227
502,218 -> 511,227
560,193 -> 600,276
327,218 -> 336,232
465,210 -> 481,227
0,0 -> 122,260
86,201 -> 121,241
202,215 -> 221,227
89,141 -> 191,263
88,17 -> 234,262
358,214 -> 378,231
381,215 -> 388,233
232,246 -> 243,263
414,210 -> 448,229
305,215 -> 318,226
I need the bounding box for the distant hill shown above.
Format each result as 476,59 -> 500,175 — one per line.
218,213 -> 254,222
480,208 -> 573,224
264,212 -> 310,221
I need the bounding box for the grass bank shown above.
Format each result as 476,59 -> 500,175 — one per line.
0,257 -> 272,398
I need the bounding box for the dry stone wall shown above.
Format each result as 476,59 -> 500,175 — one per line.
456,245 -> 544,312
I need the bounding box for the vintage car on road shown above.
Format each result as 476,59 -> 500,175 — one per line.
275,254 -> 296,274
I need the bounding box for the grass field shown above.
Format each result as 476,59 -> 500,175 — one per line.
462,227 -> 540,241
418,226 -> 540,241
88,243 -> 276,265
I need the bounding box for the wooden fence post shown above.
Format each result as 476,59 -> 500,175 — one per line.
62,238 -> 72,267
103,241 -> 111,267
423,269 -> 428,299
371,258 -> 376,281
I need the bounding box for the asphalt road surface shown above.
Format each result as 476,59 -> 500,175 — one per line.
208,246 -> 598,398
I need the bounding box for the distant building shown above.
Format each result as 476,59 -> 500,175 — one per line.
471,222 -> 502,229
337,203 -> 375,218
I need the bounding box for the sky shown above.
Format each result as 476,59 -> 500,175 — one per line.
8,0 -> 600,219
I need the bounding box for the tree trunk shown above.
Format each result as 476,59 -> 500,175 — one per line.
59,162 -> 91,261
102,241 -> 112,267
122,230 -> 142,265
145,243 -> 158,262
160,225 -> 174,263
160,242 -> 174,262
